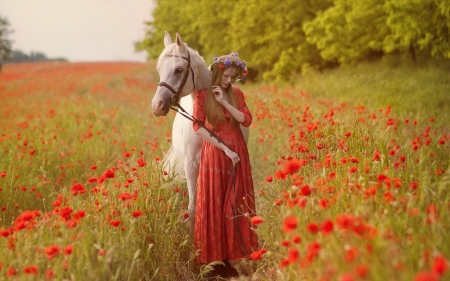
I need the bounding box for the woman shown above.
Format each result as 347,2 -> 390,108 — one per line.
193,53 -> 258,279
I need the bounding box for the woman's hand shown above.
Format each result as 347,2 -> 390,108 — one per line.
224,147 -> 240,166
212,86 -> 225,104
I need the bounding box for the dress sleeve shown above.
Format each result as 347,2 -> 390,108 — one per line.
193,89 -> 207,132
235,87 -> 252,127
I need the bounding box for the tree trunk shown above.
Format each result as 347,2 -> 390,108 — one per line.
409,43 -> 416,62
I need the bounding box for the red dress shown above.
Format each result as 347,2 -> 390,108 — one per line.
193,87 -> 258,264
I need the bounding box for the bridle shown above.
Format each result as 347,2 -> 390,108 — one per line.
157,50 -> 196,105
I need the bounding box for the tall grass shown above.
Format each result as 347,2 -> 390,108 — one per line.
0,59 -> 449,280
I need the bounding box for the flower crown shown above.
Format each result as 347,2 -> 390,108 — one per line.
210,52 -> 249,81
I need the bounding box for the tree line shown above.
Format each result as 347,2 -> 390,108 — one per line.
135,0 -> 450,82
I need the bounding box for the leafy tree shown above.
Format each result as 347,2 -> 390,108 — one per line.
135,0 -> 202,60
0,15 -> 13,70
304,0 -> 389,65
383,0 -> 450,60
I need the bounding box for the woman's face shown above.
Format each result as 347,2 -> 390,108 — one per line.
219,67 -> 237,89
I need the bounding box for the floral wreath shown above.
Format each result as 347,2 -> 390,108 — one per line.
209,52 -> 249,81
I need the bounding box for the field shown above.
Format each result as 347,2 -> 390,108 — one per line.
0,60 -> 449,281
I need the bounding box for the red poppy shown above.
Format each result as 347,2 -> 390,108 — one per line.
63,244 -> 74,256
132,210 -> 142,217
45,245 -> 60,260
307,222 -> 319,234
432,254 -> 448,275
288,248 -> 299,263
292,235 -> 302,244
284,159 -> 304,175
109,219 -> 121,227
250,216 -> 264,225
321,219 -> 334,234
23,265 -> 38,275
282,215 -> 298,233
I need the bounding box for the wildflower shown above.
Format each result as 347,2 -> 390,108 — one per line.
7,266 -> 17,276
280,240 -> 290,247
45,245 -> 60,260
344,246 -> 359,264
46,269 -> 55,279
90,164 -> 97,170
300,185 -> 311,196
355,264 -> 368,278
132,210 -> 142,218
319,198 -> 330,209
265,175 -> 273,182
123,151 -> 131,157
250,216 -> 264,225
109,219 -> 121,227
284,159 -> 304,175
23,265 -> 38,275
59,207 -> 73,219
414,271 -> 439,281
292,235 -> 302,244
288,248 -> 299,263
282,215 -> 298,233
432,254 -> 448,275
321,219 -> 334,235
63,244 -> 74,256
307,222 -> 319,234
250,250 -> 262,260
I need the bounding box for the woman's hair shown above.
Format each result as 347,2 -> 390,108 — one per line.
204,53 -> 248,128
205,66 -> 238,127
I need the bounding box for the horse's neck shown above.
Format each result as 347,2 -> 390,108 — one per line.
189,49 -> 211,92
180,92 -> 196,114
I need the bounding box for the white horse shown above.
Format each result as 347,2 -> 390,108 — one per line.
151,32 -> 249,235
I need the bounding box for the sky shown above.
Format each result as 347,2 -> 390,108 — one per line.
0,0 -> 156,62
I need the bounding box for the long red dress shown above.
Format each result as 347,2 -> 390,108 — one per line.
193,87 -> 258,264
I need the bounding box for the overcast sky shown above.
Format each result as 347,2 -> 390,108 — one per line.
0,0 -> 156,62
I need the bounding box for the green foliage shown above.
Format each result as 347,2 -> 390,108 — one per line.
383,0 -> 450,59
137,0 -> 450,82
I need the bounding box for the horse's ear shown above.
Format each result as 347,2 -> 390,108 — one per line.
164,31 -> 172,47
175,33 -> 186,52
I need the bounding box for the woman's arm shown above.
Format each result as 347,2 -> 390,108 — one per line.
195,127 -> 240,165
212,86 -> 252,126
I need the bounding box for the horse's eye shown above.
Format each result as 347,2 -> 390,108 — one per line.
175,67 -> 183,73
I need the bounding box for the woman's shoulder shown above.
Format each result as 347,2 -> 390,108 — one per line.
195,88 -> 208,98
232,86 -> 243,95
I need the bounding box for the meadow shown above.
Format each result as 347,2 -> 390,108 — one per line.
0,58 -> 449,281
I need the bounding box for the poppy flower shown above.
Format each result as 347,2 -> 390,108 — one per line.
23,265 -> 38,275
63,244 -> 74,256
288,248 -> 299,263
284,159 -> 304,175
432,254 -> 448,275
321,219 -> 334,235
292,235 -> 302,244
109,219 -> 121,227
45,245 -> 60,260
282,215 -> 298,233
307,223 -> 319,234
132,210 -> 142,217
250,216 -> 264,225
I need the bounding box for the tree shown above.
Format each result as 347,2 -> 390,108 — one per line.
304,0 -> 389,65
383,0 -> 450,60
0,15 -> 13,71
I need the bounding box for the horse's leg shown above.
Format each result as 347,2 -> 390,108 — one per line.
184,157 -> 199,236
180,94 -> 202,237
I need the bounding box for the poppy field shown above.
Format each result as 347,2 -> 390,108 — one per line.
0,61 -> 449,281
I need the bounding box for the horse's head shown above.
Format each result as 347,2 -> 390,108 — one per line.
152,32 -> 197,116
